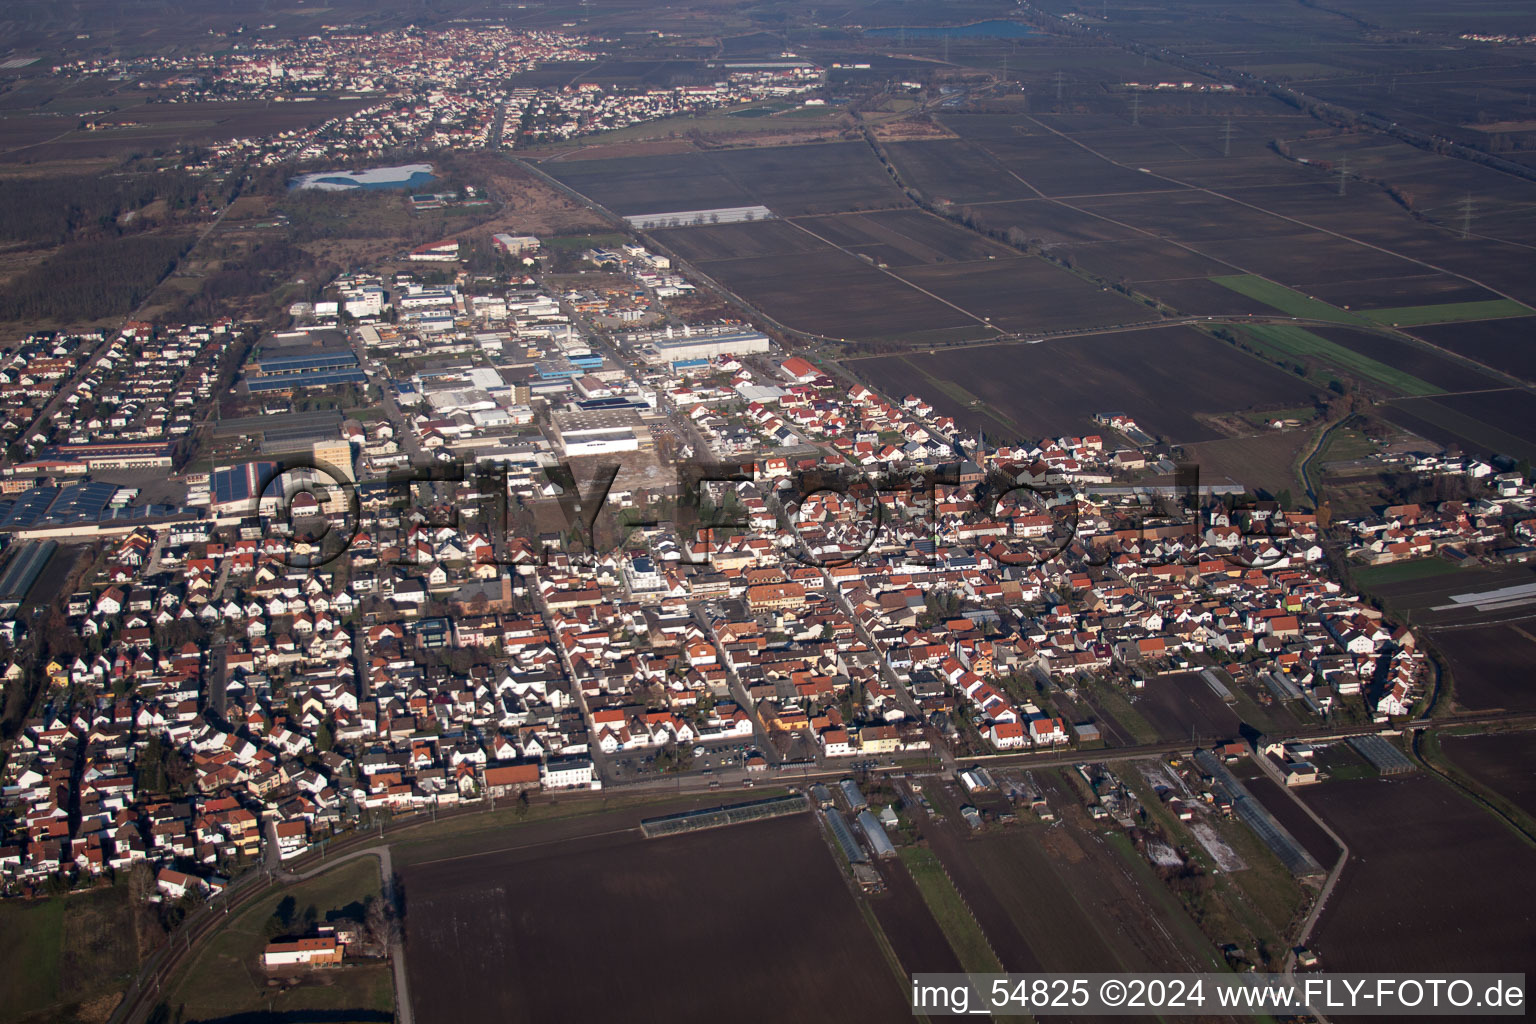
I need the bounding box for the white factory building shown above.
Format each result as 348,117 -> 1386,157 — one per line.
625,205 -> 773,230
557,426 -> 640,456
641,328 -> 772,364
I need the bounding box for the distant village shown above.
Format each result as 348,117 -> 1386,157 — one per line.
55,25 -> 825,169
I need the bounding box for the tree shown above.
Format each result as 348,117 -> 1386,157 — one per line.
316,720 -> 334,753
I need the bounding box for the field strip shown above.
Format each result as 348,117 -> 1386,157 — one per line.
1213,274 -> 1364,324
406,824 -> 640,868
1359,298 -> 1534,326
1238,323 -> 1443,395
891,354 -> 1026,434
898,847 -> 1003,973
1387,391 -> 1536,461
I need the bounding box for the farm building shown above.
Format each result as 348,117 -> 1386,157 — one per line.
822,809 -> 867,864
856,809 -> 897,859
262,936 -> 343,968
1348,734 -> 1416,775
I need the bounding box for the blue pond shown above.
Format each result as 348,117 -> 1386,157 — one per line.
289,164 -> 437,192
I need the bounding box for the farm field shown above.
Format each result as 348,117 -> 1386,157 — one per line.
1300,775 -> 1536,974
867,857 -> 964,975
400,814 -> 907,1024
883,139 -> 1034,204
853,325 -> 1317,444
1433,623 -> 1536,713
1125,672 -> 1243,744
0,886 -> 140,1024
657,214 -> 1150,342
965,197 -> 1147,246
693,248 -> 984,343
896,847 -> 1001,973
1440,732 -> 1536,821
652,219 -> 823,262
1236,324 -> 1441,396
1359,299 -> 1532,327
1304,272 -> 1503,312
1212,275 -> 1359,323
894,259 -> 1147,334
1308,328 -> 1504,393
795,208 -> 1019,266
1383,389 -> 1536,463
542,141 -> 906,217
914,772 -> 1217,977
1409,318 -> 1536,383
1350,558 -> 1460,589
950,125 -> 1184,199
1174,431 -> 1309,495
1363,564 -> 1536,624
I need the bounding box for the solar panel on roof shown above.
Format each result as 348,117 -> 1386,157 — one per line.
0,487 -> 60,530
248,370 -> 366,392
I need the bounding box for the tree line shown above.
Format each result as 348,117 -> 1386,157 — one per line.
0,171 -> 202,247
0,234 -> 193,322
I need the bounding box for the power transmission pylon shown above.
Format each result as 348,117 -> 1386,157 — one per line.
1054,70 -> 1064,109
1461,193 -> 1474,239
1222,117 -> 1233,156
1130,91 -> 1139,126
1338,155 -> 1348,196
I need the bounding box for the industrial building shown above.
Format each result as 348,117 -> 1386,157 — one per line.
0,540 -> 57,615
625,205 -> 773,230
650,331 -> 771,365
247,331 -> 366,393
624,324 -> 772,366
551,409 -> 654,458
34,442 -> 174,471
493,233 -> 541,255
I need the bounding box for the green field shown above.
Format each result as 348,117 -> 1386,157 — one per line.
898,847 -> 1003,974
1239,324 -> 1443,396
169,859 -> 391,1022
0,886 -> 140,1024
1213,275 -> 1361,324
1360,299 -> 1532,326
539,232 -> 629,251
1351,558 -> 1461,588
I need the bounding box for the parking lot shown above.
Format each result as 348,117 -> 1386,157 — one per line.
608,740 -> 761,781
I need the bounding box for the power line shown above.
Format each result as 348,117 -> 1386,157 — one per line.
1055,70 -> 1064,109
1130,91 -> 1139,126
1222,117 -> 1233,157
1461,193 -> 1475,239
1338,155 -> 1347,196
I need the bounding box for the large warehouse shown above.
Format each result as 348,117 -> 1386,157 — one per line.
643,329 -> 771,365
625,205 -> 772,230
